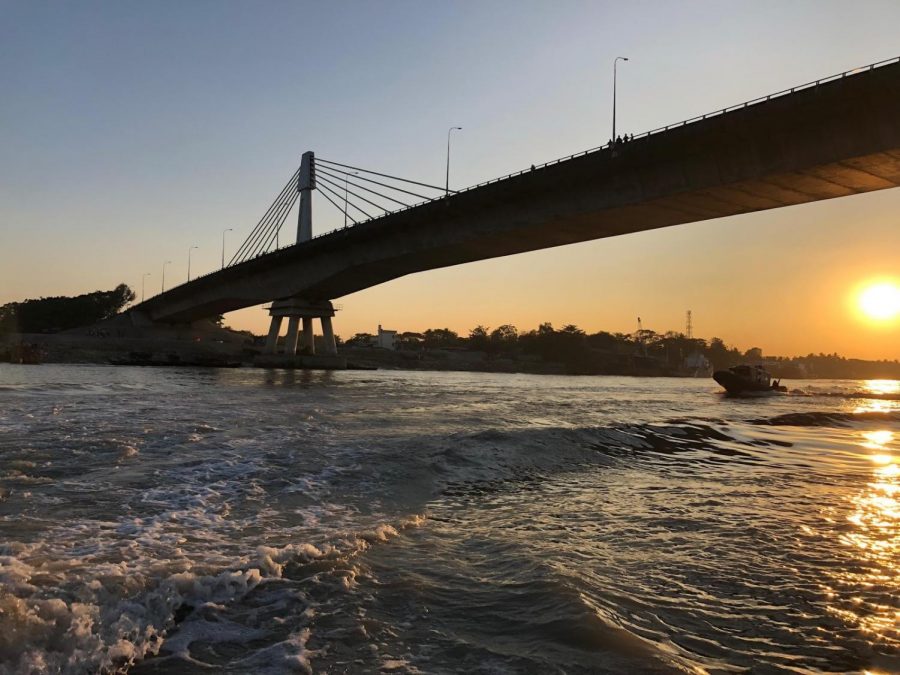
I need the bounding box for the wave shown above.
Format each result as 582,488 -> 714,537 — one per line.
0,516 -> 426,675
2,410 -> 778,673
789,389 -> 900,401
751,410 -> 900,427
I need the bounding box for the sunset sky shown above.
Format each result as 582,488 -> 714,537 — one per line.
1,1 -> 898,360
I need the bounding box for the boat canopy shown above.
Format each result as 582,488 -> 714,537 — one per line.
731,364 -> 770,384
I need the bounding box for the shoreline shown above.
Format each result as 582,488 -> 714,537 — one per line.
2,332 -> 898,380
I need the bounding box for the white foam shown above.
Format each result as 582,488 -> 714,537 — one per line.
231,628 -> 316,674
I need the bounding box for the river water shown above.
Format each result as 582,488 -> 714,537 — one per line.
0,364 -> 897,674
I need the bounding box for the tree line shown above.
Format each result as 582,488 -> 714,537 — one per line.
0,284 -> 135,335
345,323 -> 900,378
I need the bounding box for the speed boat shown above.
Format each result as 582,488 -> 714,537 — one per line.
713,364 -> 786,395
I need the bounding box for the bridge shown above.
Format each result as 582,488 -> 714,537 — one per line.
135,57 -> 900,359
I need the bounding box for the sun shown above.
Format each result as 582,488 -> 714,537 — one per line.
858,281 -> 900,321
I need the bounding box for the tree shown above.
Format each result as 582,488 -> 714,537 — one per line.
556,324 -> 589,367
0,284 -> 135,335
395,331 -> 424,350
468,325 -> 490,351
743,347 -> 763,362
587,331 -> 628,352
489,324 -> 518,353
346,332 -> 375,347
517,322 -> 589,367
707,337 -> 741,369
423,328 -> 459,349
559,324 -> 585,337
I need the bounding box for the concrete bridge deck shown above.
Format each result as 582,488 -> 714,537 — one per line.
138,60 -> 900,323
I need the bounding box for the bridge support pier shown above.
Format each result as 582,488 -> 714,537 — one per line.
321,316 -> 336,355
285,317 -> 301,355
265,316 -> 284,353
265,298 -> 337,357
301,318 -> 315,354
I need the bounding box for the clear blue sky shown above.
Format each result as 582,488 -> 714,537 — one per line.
2,1 -> 898,358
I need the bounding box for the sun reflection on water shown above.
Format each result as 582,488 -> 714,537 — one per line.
865,380 -> 899,396
854,399 -> 896,414
852,381 -> 900,414
830,429 -> 899,646
865,431 -> 895,447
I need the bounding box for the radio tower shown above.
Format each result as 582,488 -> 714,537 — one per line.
686,310 -> 693,339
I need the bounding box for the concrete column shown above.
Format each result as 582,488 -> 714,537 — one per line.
264,316 -> 283,354
320,316 -> 337,355
297,191 -> 312,243
301,317 -> 315,354
284,317 -> 301,356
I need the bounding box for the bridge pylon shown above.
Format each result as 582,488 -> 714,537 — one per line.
296,151 -> 314,243
264,298 -> 337,357
258,153 -> 342,366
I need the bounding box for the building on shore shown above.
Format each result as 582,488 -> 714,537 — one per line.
376,325 -> 397,350
683,351 -> 713,377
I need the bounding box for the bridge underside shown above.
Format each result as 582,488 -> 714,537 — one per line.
139,63 -> 900,323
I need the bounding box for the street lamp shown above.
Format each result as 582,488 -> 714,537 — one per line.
612,56 -> 629,143
343,171 -> 358,227
187,245 -> 198,282
161,260 -> 171,293
221,228 -> 233,269
141,272 -> 151,302
445,126 -> 462,195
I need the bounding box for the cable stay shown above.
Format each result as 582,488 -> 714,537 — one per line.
312,156 -> 455,229
317,165 -> 435,201
314,184 -> 359,226
244,189 -> 298,260
315,166 -> 411,207
236,190 -> 298,263
234,169 -> 298,255
315,173 -> 393,216
316,158 -> 455,194
229,155 -> 457,263
229,170 -> 298,264
317,181 -> 374,220
228,166 -> 301,266
236,189 -> 294,262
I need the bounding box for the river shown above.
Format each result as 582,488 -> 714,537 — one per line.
0,365 -> 897,673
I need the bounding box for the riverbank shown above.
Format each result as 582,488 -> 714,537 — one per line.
0,330 -> 254,367
0,333 -> 689,377
3,331 -> 897,379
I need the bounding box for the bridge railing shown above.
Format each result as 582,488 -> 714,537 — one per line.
157,55 -> 899,295
308,54 -> 899,232
448,55 -> 900,196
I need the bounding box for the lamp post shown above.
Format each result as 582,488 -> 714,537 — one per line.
187,245 -> 198,282
141,272 -> 151,302
221,228 -> 233,269
343,171 -> 358,227
445,126 -> 462,195
161,260 -> 171,293
612,56 -> 629,142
